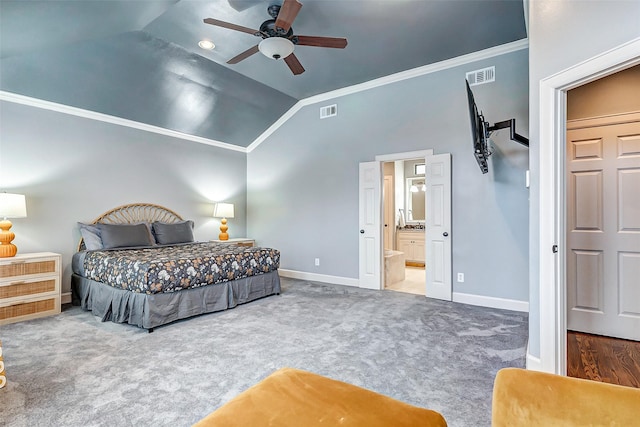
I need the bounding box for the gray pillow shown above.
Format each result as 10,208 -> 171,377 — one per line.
98,223 -> 155,249
78,222 -> 103,251
152,220 -> 194,245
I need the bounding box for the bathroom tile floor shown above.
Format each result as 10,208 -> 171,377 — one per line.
385,267 -> 425,295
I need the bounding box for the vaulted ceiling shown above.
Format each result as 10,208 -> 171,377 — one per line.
0,0 -> 528,148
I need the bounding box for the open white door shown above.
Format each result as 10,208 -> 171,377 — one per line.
425,153 -> 452,300
359,161 -> 382,290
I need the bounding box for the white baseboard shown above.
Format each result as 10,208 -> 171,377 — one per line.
452,292 -> 529,312
61,292 -> 72,305
278,269 -> 359,287
526,351 -> 543,372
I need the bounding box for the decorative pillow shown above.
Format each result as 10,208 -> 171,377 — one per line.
152,220 -> 195,245
78,222 -> 103,251
98,223 -> 155,249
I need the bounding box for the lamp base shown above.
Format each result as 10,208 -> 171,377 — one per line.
0,219 -> 17,258
0,244 -> 17,258
218,218 -> 229,241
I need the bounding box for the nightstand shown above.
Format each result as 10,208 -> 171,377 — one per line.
210,238 -> 255,247
0,252 -> 62,325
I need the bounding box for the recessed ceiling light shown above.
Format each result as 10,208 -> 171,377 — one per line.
198,40 -> 215,50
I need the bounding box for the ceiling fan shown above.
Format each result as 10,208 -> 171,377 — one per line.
203,0 -> 347,75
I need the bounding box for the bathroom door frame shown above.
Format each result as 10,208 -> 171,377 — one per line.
537,38 -> 640,374
368,149 -> 451,295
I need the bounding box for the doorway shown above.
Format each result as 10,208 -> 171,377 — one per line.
564,66 -> 640,383
538,39 -> 640,374
358,149 -> 452,300
383,158 -> 426,295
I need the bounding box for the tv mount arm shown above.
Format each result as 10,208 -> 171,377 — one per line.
486,119 -> 529,148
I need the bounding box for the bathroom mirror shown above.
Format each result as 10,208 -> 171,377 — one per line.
406,177 -> 426,221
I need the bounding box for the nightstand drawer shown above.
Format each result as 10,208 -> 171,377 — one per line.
0,259 -> 56,279
0,278 -> 58,300
0,295 -> 60,323
210,238 -> 255,247
235,241 -> 254,247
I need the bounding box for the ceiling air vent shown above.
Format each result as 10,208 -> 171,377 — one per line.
320,104 -> 337,119
466,66 -> 495,86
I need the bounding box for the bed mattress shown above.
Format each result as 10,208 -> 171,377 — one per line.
72,242 -> 280,294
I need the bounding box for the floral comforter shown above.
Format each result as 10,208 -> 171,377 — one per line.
81,242 -> 280,294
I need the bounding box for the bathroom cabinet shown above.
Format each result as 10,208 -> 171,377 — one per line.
397,230 -> 425,265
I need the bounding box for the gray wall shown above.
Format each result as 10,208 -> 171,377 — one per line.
0,101 -> 247,295
247,48 -> 530,302
528,0 -> 640,358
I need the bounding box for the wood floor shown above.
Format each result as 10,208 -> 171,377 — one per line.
567,330 -> 640,388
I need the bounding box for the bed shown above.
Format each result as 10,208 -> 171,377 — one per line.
71,203 -> 281,331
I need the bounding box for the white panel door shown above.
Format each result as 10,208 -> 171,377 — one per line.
359,161 -> 382,290
425,153 -> 452,300
567,119 -> 640,341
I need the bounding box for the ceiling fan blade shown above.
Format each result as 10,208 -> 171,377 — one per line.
227,44 -> 260,64
203,18 -> 260,36
284,53 -> 305,75
295,35 -> 348,49
275,0 -> 302,33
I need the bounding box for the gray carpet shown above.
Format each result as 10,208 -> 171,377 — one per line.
0,278 -> 528,427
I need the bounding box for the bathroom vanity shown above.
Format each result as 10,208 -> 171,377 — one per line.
397,229 -> 425,266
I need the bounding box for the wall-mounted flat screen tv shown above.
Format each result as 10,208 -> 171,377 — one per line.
465,79 -> 491,174
465,79 -> 529,174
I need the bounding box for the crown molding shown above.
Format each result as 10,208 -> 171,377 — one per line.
303,38 -> 529,106
247,38 -> 529,152
0,91 -> 248,153
1,38 -> 528,155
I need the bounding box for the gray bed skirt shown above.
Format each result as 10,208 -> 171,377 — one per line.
71,271 -> 281,330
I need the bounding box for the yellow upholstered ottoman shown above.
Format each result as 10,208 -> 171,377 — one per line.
492,368 -> 640,426
0,340 -> 5,389
194,367 -> 447,427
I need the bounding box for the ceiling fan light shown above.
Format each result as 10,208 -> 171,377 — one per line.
258,37 -> 294,60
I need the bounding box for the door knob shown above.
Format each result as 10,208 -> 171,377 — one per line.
360,229 -> 365,234
443,232 -> 449,237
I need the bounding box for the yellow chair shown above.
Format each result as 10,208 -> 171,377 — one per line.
194,367 -> 447,427
492,368 -> 640,426
0,340 -> 6,389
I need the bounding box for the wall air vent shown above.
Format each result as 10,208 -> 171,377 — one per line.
466,66 -> 495,86
320,104 -> 337,119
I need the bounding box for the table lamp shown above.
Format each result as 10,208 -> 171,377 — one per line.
213,202 -> 234,241
0,193 -> 27,258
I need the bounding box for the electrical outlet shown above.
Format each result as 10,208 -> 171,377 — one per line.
315,258 -> 320,266
457,273 -> 465,283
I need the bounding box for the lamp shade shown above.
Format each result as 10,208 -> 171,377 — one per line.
258,37 -> 294,60
213,203 -> 234,219
0,193 -> 27,218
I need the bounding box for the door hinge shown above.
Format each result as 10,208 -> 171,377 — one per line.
552,245 -> 558,253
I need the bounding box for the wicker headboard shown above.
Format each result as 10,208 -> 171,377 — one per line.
77,203 -> 183,251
